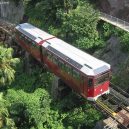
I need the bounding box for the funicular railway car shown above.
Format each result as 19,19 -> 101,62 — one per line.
15,23 -> 111,101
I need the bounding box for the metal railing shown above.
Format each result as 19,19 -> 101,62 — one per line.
100,12 -> 129,32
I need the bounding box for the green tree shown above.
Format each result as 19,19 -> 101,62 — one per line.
0,46 -> 19,86
0,99 -> 16,128
120,32 -> 129,52
58,1 -> 100,49
25,0 -> 101,50
6,88 -> 64,129
64,104 -> 102,128
25,0 -> 78,28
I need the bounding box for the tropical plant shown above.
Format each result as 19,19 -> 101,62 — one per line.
58,1 -> 100,49
119,32 -> 129,52
0,46 -> 19,86
6,88 -> 65,129
25,0 -> 101,50
0,99 -> 16,128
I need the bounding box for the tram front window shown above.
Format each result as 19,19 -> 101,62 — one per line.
95,72 -> 110,86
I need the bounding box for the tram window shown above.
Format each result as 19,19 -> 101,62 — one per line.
53,57 -> 58,65
73,70 -> 80,80
65,64 -> 72,75
19,35 -> 22,39
21,34 -> 24,41
25,37 -> 28,43
47,52 -> 53,61
28,38 -> 31,44
22,34 -> 24,37
95,72 -> 109,86
58,60 -> 64,69
19,34 -> 24,40
88,78 -> 93,87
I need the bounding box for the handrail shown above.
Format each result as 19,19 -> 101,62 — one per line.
100,12 -> 129,32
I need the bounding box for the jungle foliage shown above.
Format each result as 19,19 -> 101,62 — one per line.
24,0 -> 102,50
0,60 -> 102,129
99,22 -> 129,52
0,45 -> 19,87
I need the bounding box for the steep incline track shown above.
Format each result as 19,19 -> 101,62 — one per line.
94,83 -> 129,129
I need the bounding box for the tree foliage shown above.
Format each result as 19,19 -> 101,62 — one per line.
58,1 -> 101,49
25,0 -> 101,50
64,105 -> 102,128
0,64 -> 102,129
6,88 -> 62,129
0,98 -> 16,128
0,46 -> 19,86
100,22 -> 129,52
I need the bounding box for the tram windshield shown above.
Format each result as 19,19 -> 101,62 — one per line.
94,71 -> 110,86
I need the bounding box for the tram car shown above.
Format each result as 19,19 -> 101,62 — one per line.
15,23 -> 111,101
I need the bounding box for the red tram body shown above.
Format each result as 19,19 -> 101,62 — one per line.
15,23 -> 111,101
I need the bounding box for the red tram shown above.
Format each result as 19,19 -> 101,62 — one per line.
15,23 -> 111,101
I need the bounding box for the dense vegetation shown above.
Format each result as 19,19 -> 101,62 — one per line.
24,0 -> 103,51
0,44 -> 102,128
0,46 -> 19,87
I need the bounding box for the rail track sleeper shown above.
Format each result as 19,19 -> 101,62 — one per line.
110,88 -> 129,106
110,83 -> 129,98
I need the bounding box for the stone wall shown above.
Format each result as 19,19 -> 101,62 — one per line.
0,0 -> 24,23
98,0 -> 129,21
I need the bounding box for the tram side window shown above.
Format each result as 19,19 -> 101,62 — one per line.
28,38 -> 31,45
25,36 -> 28,43
47,52 -> 53,61
65,64 -> 72,75
53,57 -> 58,65
58,60 -> 64,69
73,70 -> 80,80
88,78 -> 93,87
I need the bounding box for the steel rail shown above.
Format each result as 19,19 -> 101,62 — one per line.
110,88 -> 129,106
95,99 -> 128,129
110,82 -> 129,98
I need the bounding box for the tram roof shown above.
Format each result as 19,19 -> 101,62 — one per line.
16,23 -> 110,76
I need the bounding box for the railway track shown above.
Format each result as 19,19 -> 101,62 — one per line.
94,83 -> 129,129
95,99 -> 128,129
110,82 -> 129,98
